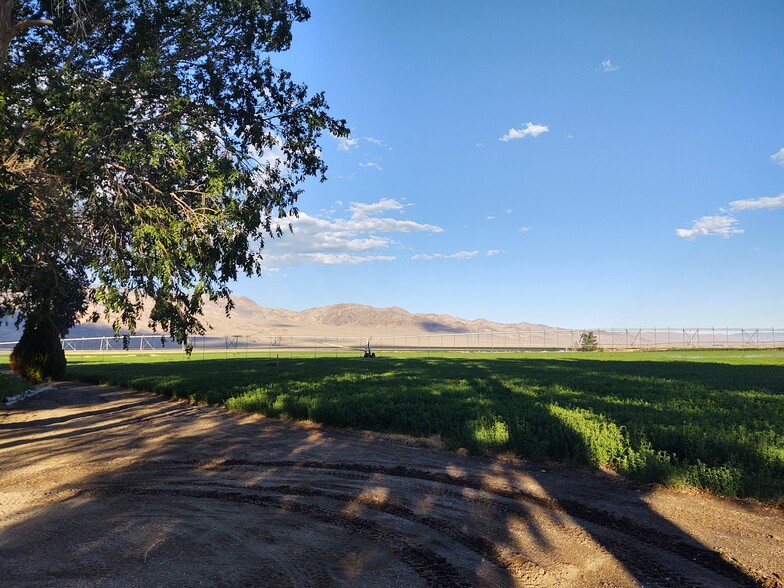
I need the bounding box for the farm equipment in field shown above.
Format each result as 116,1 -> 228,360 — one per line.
363,339 -> 376,358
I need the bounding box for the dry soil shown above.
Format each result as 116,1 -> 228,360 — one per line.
1,382 -> 782,587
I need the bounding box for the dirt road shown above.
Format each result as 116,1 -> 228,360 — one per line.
0,383 -> 782,587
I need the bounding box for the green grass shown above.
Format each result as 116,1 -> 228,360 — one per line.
0,371 -> 34,401
10,349 -> 784,503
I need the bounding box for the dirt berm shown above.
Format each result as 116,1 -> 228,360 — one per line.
1,383 -> 782,586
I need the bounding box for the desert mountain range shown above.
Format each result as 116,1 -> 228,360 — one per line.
0,296 -> 551,342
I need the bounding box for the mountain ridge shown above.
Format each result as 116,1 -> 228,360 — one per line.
0,297 -> 549,341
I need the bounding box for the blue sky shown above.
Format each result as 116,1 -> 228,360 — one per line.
233,0 -> 784,327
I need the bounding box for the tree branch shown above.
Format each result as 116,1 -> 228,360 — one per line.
13,18 -> 54,33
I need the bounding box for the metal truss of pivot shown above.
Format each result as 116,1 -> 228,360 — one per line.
683,328 -> 699,347
626,329 -> 641,348
225,335 -> 239,350
99,337 -> 116,351
742,329 -> 759,346
138,336 -> 155,351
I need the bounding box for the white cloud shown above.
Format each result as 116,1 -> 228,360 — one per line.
504,209 -> 513,214
412,250 -> 479,261
486,215 -> 495,220
262,198 -> 442,268
333,134 -> 358,151
680,191 -> 783,239
601,59 -> 619,73
770,148 -> 784,166
675,215 -> 744,239
359,161 -> 383,171
519,226 -> 531,233
347,216 -> 435,234
729,194 -> 784,211
486,249 -> 502,256
365,136 -> 390,149
500,122 -> 549,142
294,253 -> 395,265
348,198 -> 404,218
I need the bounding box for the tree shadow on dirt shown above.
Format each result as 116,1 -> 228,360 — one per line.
1,383 -> 518,585
66,356 -> 784,571
433,360 -> 767,585
0,373 -> 776,585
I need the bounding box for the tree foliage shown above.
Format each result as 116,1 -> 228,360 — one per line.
9,312 -> 66,382
0,0 -> 347,347
579,331 -> 599,352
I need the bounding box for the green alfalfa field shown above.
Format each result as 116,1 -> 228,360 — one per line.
5,349 -> 783,504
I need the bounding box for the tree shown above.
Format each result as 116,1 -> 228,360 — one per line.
579,331 -> 599,352
1,0 -> 347,378
9,312 -> 65,382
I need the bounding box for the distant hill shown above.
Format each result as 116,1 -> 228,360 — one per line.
0,297 -> 550,342
3,299 -> 778,349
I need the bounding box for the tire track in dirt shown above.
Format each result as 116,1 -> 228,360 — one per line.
81,485 -> 471,588
3,384 -> 780,587
164,478 -> 535,581
75,458 -> 756,586
194,459 -> 759,586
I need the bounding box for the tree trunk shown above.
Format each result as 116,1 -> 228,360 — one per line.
0,0 -> 54,68
0,0 -> 13,67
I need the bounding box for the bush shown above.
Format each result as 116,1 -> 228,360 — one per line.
579,331 -> 599,351
9,314 -> 66,383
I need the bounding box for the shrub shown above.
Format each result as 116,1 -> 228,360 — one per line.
9,314 -> 66,383
579,331 -> 599,351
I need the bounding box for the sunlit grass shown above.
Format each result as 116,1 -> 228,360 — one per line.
6,349 -> 783,502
